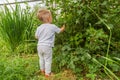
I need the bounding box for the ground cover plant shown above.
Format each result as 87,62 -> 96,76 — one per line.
0,0 -> 120,80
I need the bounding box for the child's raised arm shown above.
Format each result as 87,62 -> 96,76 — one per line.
60,25 -> 65,32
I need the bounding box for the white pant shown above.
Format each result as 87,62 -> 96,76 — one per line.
37,45 -> 52,75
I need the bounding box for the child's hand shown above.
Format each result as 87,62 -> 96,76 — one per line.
63,24 -> 65,29
60,24 -> 65,32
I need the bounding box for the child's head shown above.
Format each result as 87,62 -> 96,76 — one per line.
37,9 -> 52,23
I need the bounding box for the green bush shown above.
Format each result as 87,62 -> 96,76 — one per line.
46,0 -> 120,79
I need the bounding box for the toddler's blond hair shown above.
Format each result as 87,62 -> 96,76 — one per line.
37,9 -> 52,23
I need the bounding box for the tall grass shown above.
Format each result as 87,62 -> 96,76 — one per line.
0,3 -> 35,53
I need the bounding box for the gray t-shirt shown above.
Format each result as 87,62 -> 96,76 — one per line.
35,23 -> 60,47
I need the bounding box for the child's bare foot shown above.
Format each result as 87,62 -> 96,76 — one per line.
45,72 -> 54,79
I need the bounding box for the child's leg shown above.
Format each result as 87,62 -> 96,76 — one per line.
44,46 -> 52,75
37,46 -> 45,71
39,54 -> 45,71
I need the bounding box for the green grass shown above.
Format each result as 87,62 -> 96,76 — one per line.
0,54 -> 77,80
0,54 -> 39,80
1,53 -> 119,80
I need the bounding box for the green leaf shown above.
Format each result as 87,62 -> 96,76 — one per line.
86,73 -> 96,80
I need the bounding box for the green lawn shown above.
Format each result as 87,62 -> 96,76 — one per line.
0,54 -> 76,80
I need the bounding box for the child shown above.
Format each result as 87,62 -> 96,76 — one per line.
35,9 -> 65,78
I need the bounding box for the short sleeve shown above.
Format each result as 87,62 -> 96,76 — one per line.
52,25 -> 61,34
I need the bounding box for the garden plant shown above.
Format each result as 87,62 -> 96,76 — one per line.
0,0 -> 120,80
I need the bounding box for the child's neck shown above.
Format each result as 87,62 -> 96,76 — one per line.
44,22 -> 52,24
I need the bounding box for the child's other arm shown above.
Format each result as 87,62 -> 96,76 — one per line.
35,36 -> 38,39
35,30 -> 39,39
60,25 -> 65,32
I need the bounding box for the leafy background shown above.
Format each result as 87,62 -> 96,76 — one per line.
0,0 -> 120,80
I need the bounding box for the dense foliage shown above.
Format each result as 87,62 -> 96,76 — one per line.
46,0 -> 120,79
0,0 -> 120,80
